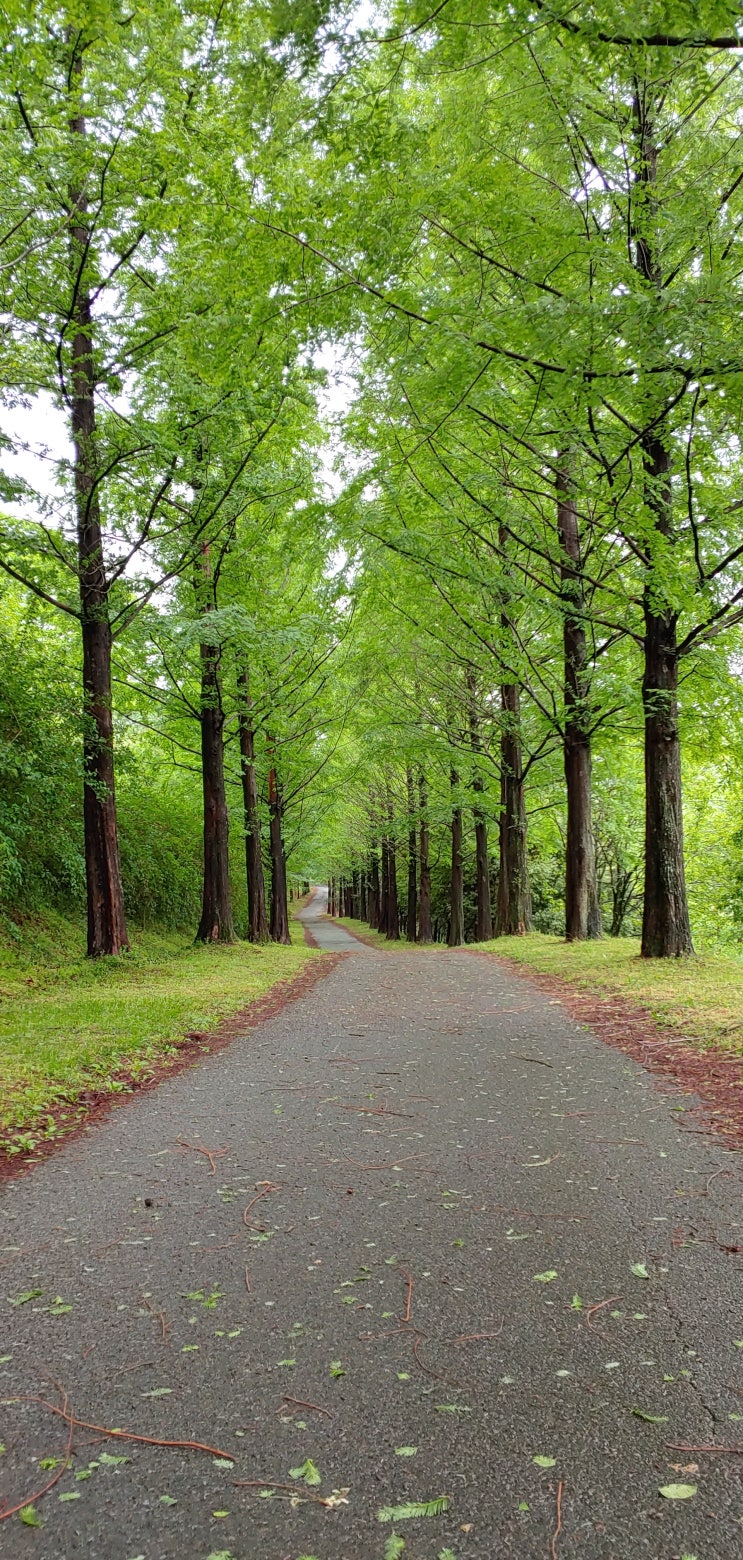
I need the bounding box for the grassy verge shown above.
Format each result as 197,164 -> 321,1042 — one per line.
478,932 -> 743,1054
335,916 -> 743,1054
0,910 -> 315,1155
333,916 -> 424,950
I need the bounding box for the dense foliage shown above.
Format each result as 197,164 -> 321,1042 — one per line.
2,0 -> 743,954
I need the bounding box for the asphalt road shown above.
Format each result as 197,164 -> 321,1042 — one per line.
1,895 -> 741,1560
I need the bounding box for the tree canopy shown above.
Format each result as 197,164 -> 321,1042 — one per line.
2,0 -> 743,956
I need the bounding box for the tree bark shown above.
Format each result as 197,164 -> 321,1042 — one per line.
368,840 -> 380,928
385,792 -> 400,940
495,684 -> 532,935
268,754 -> 290,944
418,769 -> 432,941
379,837 -> 389,934
467,669 -> 492,941
196,554 -> 234,943
633,93 -> 693,957
406,765 -> 417,941
69,43 -> 128,957
556,466 -> 601,941
448,768 -> 465,946
237,661 -> 268,943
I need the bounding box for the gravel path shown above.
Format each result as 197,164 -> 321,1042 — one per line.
1,896 -> 741,1559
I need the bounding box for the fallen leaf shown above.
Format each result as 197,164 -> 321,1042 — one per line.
630,1263 -> 650,1280
658,1483 -> 697,1500
533,1455 -> 556,1468
533,1271 -> 558,1284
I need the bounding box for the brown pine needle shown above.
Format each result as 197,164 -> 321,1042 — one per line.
0,1390 -> 74,1524
401,1268 -> 413,1324
3,1394 -> 234,1461
585,1296 -> 621,1329
550,1479 -> 564,1560
243,1181 -> 281,1229
175,1137 -> 229,1175
279,1395 -> 333,1419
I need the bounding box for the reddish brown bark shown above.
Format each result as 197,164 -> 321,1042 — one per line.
556,466 -> 601,942
467,669 -> 492,942
495,684 -> 532,936
448,768 -> 465,947
69,42 -> 128,958
268,757 -> 290,945
406,765 -> 417,941
417,769 -> 432,942
237,662 -> 268,943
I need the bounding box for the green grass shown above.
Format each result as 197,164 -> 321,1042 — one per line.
478,932 -> 743,1053
336,915 -> 743,1054
334,916 -> 425,950
0,910 -> 315,1155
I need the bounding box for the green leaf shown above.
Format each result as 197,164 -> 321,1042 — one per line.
329,1360 -> 345,1377
9,1289 -> 43,1306
19,1505 -> 44,1526
570,1295 -> 583,1310
98,1452 -> 130,1465
533,1270 -> 558,1283
39,1456 -> 61,1469
289,1458 -> 321,1486
212,1458 -> 234,1469
394,1446 -> 418,1456
632,1409 -> 668,1423
59,1491 -> 81,1502
658,1483 -> 697,1500
533,1455 -> 556,1468
377,1496 -> 450,1522
630,1263 -> 650,1279
384,1538 -> 406,1560
141,1387 -> 173,1398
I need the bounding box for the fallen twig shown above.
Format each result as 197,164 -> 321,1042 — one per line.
0,1389 -> 74,1523
2,1394 -> 234,1460
244,1265 -> 251,1294
279,1395 -> 333,1419
550,1479 -> 564,1560
233,1477 -> 329,1505
665,1441 -> 743,1454
175,1137 -> 229,1175
452,1323 -> 504,1343
401,1268 -> 413,1325
585,1296 -> 621,1330
243,1180 -> 281,1230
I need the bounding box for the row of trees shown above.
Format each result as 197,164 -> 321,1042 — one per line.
2,1 -> 743,959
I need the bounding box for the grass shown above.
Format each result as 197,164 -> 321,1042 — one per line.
478,933 -> 743,1054
0,909 -> 315,1155
335,914 -> 743,1055
334,917 -> 425,951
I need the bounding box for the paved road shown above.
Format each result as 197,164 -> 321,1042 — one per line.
1,904 -> 741,1560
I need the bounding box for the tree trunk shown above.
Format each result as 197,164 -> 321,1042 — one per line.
379,838 -> 389,934
632,93 -> 693,957
467,669 -> 492,941
557,466 -> 601,941
418,769 -> 432,941
237,662 -> 268,943
448,768 -> 465,946
495,684 -> 532,935
640,447 -> 693,956
368,842 -> 380,928
406,765 -> 417,941
268,757 -> 290,944
386,793 -> 400,940
69,48 -> 128,957
196,569 -> 234,943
